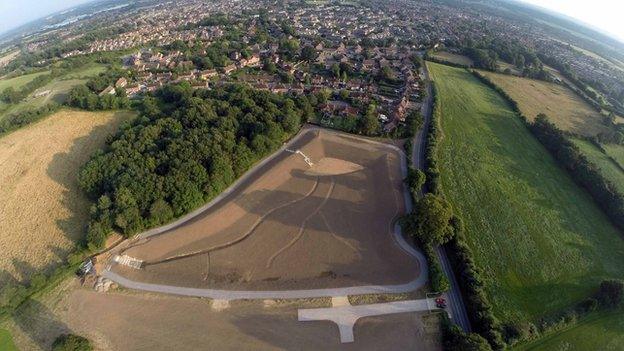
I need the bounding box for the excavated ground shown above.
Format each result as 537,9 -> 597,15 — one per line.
111,128 -> 420,290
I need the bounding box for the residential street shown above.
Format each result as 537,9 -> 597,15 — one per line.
412,60 -> 472,332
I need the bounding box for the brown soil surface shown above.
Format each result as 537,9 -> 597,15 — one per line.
0,110 -> 134,285
60,289 -> 440,351
113,129 -> 419,290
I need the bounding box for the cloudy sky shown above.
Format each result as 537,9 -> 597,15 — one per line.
0,0 -> 622,43
520,0 -> 623,42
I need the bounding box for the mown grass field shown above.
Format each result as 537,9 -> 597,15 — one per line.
571,138 -> 624,195
0,328 -> 18,351
478,70 -> 609,137
430,51 -> 473,66
427,61 -> 624,323
0,109 -> 134,285
514,308 -> 624,351
0,71 -> 50,93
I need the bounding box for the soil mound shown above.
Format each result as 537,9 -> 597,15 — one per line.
305,157 -> 363,176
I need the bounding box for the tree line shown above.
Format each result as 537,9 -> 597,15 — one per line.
529,115 -> 624,231
0,103 -> 60,136
79,83 -> 316,249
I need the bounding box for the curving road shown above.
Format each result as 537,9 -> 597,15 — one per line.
103,127 -> 430,301
414,58 -> 472,332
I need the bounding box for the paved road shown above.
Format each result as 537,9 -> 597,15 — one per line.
412,60 -> 472,332
103,128 -> 430,300
298,298 -> 439,343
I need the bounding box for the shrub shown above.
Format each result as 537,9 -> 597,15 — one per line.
576,297 -> 598,314
596,279 -> 624,308
442,315 -> 492,351
52,334 -> 93,351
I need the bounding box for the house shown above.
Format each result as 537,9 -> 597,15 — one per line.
115,77 -> 128,88
222,64 -> 237,74
98,85 -> 116,96
199,69 -> 218,79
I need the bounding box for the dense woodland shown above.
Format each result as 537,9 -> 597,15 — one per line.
79,83 -> 316,248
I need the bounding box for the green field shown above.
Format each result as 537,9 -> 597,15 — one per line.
61,63 -> 106,79
0,328 -> 18,351
430,51 -> 474,66
514,309 -> 624,351
572,138 -> 624,195
604,143 -> 624,169
427,61 -> 624,323
0,71 -> 50,93
0,64 -> 105,121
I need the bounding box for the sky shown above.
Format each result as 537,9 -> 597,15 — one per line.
0,0 -> 93,34
519,0 -> 624,42
0,0 -> 622,43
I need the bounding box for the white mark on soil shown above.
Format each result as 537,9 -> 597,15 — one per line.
211,299 -> 230,311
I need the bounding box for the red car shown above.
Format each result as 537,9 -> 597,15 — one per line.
435,297 -> 447,309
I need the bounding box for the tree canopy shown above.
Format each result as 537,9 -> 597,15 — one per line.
79,83 -> 316,248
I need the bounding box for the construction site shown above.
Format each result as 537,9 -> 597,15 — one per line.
106,128 -> 422,291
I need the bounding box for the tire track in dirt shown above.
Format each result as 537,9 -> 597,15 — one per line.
143,177 -> 320,267
319,210 -> 361,257
265,177 -> 336,268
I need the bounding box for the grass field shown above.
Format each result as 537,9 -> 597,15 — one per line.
427,61 -> 624,323
571,138 -> 624,195
514,308 -> 624,351
0,64 -> 106,121
0,71 -> 50,93
496,61 -> 521,75
60,63 -> 106,80
478,70 -> 609,137
430,51 -> 473,66
0,109 -> 134,286
604,143 -> 624,169
0,328 -> 18,351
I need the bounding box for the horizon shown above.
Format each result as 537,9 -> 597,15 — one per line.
518,0 -> 624,43
0,0 -> 623,46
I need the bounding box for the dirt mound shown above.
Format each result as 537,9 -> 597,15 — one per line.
305,157 -> 363,176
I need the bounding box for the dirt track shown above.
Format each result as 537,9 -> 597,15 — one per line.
111,128 -> 420,291
62,289 -> 440,351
